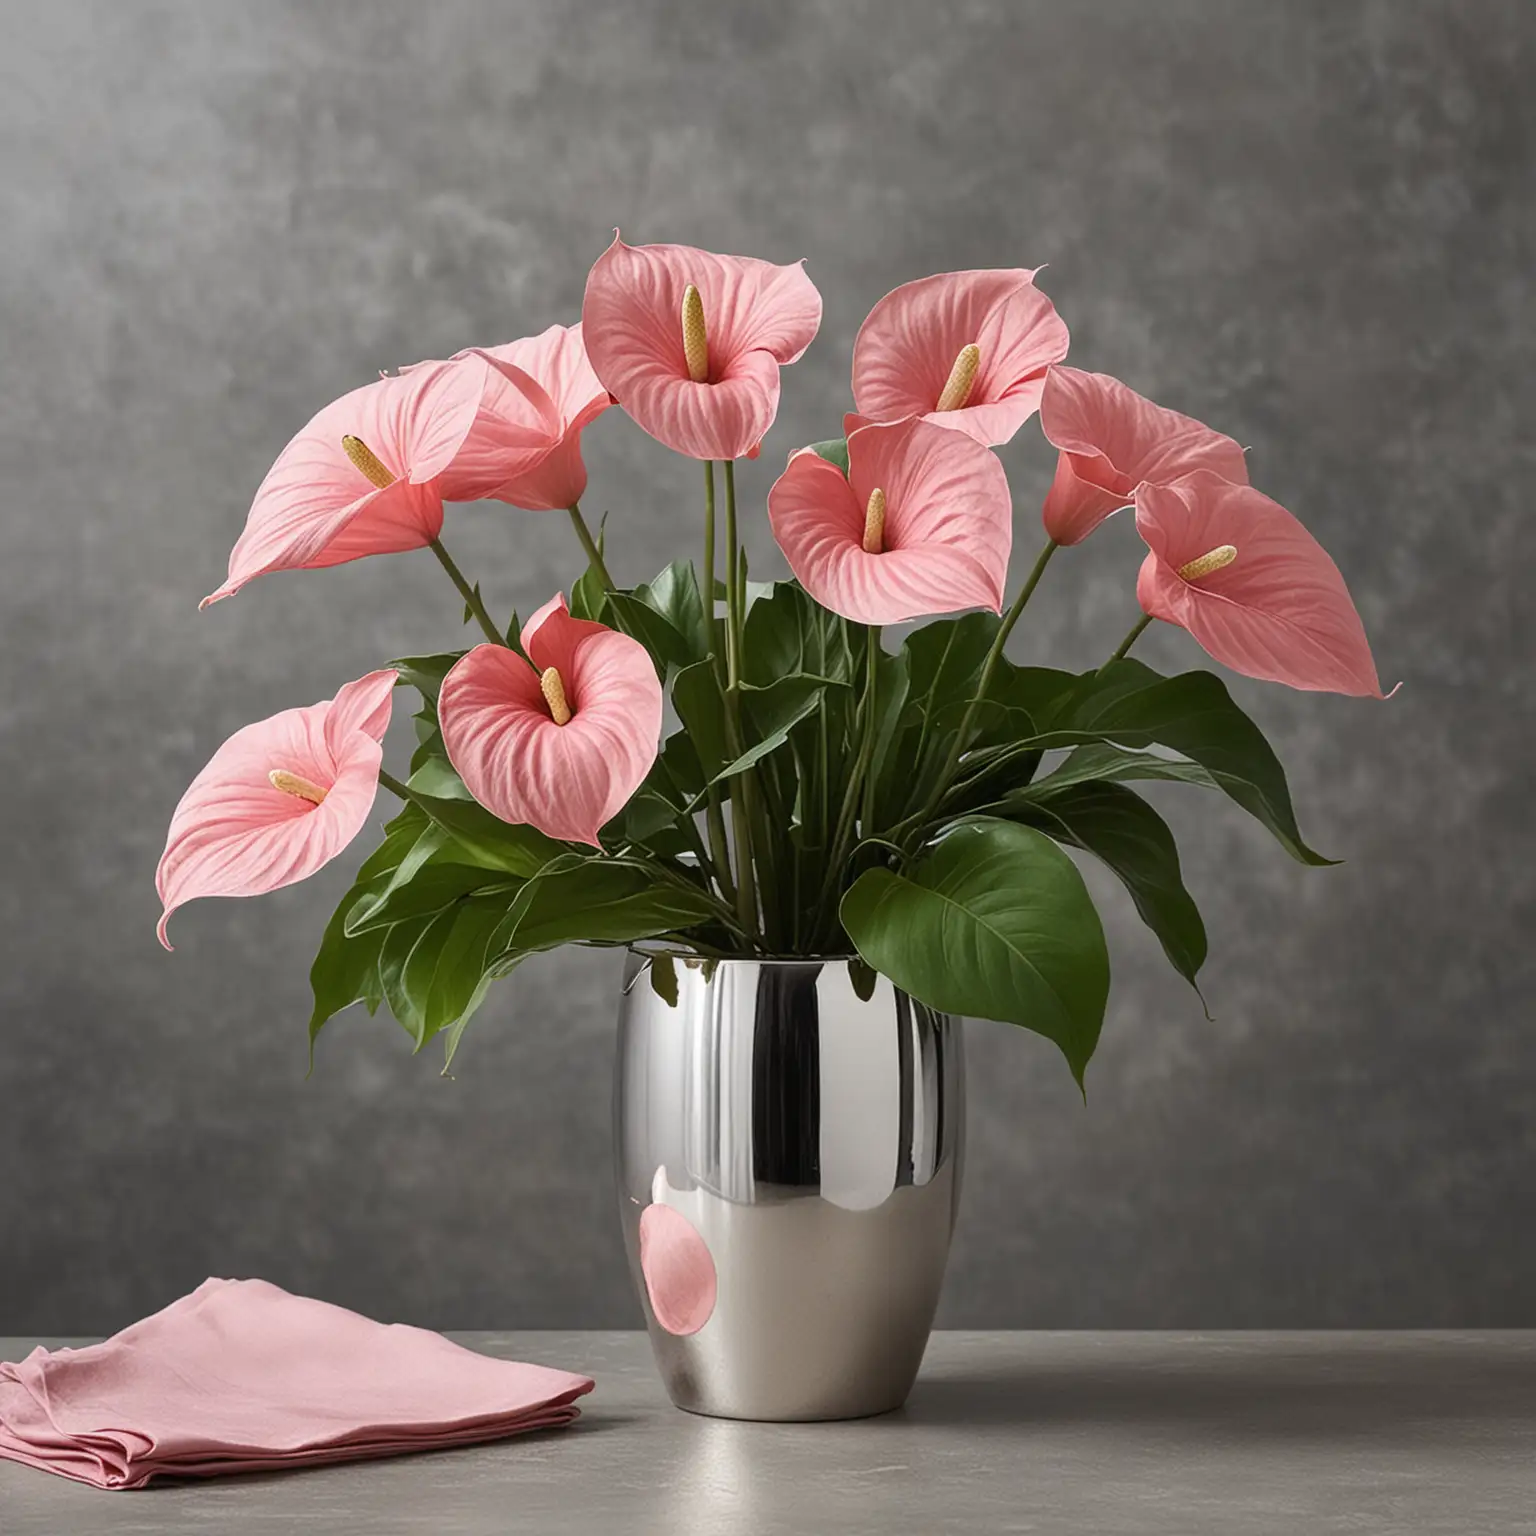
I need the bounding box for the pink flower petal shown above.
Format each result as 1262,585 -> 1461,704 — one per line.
414,349 -> 565,504
1135,471 -> 1386,697
440,601 -> 662,846
203,366 -> 482,605
1041,367 -> 1249,545
638,1202 -> 716,1337
582,233 -> 821,460
768,417 -> 1011,625
851,268 -> 1069,446
156,670 -> 396,947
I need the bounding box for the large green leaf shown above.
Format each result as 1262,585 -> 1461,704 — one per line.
841,817 -> 1110,1086
1042,661 -> 1331,864
1015,782 -> 1207,997
491,859 -> 718,958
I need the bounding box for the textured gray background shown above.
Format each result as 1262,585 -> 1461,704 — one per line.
2,0 -> 1531,1336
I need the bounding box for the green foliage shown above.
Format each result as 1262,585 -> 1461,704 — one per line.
841,817 -> 1111,1087
312,537 -> 1336,1087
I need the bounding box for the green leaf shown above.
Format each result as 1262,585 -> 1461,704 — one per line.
308,806 -> 429,1049
1015,782 -> 1208,998
671,659 -> 731,779
406,754 -> 473,800
345,857 -> 521,936
492,859 -> 718,958
405,789 -> 567,877
741,581 -> 855,687
808,437 -> 850,475
848,955 -> 877,1002
648,953 -> 679,1007
632,560 -> 709,662
569,561 -> 609,622
1045,661 -> 1331,865
711,675 -> 832,784
391,652 -> 466,707
1023,742 -> 1220,797
380,890 -> 514,1049
841,818 -> 1110,1087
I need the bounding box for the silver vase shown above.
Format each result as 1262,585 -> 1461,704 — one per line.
613,953 -> 965,1421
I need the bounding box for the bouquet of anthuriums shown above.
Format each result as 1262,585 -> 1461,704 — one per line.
156,236 -> 1389,1084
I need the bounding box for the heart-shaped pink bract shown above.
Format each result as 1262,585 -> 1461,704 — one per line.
156,670 -> 397,948
851,268 -> 1070,447
1135,471 -> 1386,697
470,324 -> 611,511
438,596 -> 663,846
768,417 -> 1012,626
581,233 -> 822,461
1040,366 -> 1249,545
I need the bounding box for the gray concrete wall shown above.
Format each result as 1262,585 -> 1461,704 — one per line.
2,0 -> 1531,1333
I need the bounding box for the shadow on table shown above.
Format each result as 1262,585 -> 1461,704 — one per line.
898,1338 -> 1536,1443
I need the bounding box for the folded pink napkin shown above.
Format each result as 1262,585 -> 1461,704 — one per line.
0,1278 -> 592,1489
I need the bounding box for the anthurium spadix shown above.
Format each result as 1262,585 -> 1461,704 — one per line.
1040,366 -> 1249,545
851,268 -> 1070,446
1135,471 -> 1388,697
581,234 -> 823,460
204,354 -> 560,604
156,670 -> 397,947
438,596 -> 664,846
767,417 -> 1012,625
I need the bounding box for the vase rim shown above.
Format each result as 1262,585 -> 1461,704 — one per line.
627,948 -> 860,967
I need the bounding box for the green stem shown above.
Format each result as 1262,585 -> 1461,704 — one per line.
429,537 -> 506,647
703,461 -> 717,651
379,768 -> 410,799
817,625 -> 882,927
909,539 -> 1058,839
720,461 -> 759,942
566,501 -> 615,591
1102,613 -> 1153,671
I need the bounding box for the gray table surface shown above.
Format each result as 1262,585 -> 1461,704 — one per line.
2,1331 -> 1534,1534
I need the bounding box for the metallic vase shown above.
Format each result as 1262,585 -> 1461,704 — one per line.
613,954 -> 965,1421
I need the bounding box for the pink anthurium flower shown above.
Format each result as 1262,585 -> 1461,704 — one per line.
156,670 -> 397,948
767,416 -> 1012,626
581,233 -> 822,461
473,325 -> 611,510
1040,366 -> 1249,546
204,355 -> 558,605
438,595 -> 663,846
851,268 -> 1069,447
1135,470 -> 1388,697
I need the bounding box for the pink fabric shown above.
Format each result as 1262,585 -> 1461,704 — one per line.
0,1279 -> 592,1490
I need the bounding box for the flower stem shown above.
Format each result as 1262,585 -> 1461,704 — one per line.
720,459 -> 759,943
703,461 -> 717,643
428,537 -> 506,647
817,625 -> 881,927
566,501 -> 615,590
378,768 -> 410,799
909,538 -> 1058,839
1101,613 -> 1154,671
